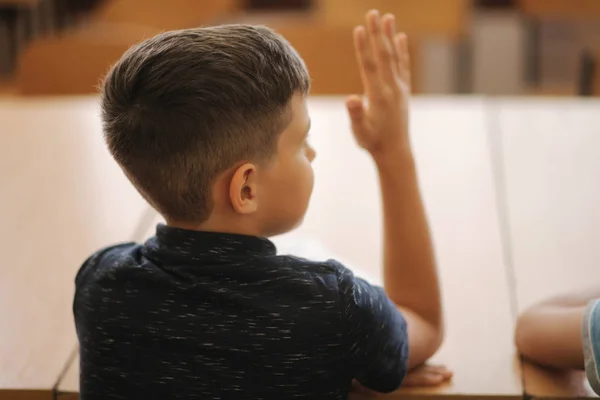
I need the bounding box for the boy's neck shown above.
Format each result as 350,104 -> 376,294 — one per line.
167,216 -> 264,238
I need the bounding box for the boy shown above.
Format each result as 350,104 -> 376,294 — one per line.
516,289 -> 600,394
74,10 -> 450,399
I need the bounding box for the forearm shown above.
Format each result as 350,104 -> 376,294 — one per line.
375,151 -> 442,332
515,289 -> 600,369
516,305 -> 585,369
530,288 -> 600,308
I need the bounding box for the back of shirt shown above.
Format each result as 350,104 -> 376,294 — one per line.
74,225 -> 408,399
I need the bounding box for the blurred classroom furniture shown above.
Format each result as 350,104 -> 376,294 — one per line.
15,0 -> 242,94
517,0 -> 600,96
3,0 -> 600,96
519,0 -> 600,19
13,0 -> 471,95
314,0 -> 468,37
0,0 -> 108,75
0,97 -> 153,400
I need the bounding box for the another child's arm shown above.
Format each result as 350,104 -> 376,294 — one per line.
515,289 -> 600,369
346,10 -> 443,370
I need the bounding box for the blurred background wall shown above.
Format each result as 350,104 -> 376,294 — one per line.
0,0 -> 598,96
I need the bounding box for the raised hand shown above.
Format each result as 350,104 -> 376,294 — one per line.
346,10 -> 412,161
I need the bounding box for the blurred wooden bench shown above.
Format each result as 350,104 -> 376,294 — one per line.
0,0 -> 39,5
517,0 -> 600,97
17,14 -> 420,95
16,0 -> 240,94
0,97 -> 154,399
55,97 -> 523,399
17,23 -> 157,94
91,0 -> 240,31
17,0 -> 471,95
314,0 -> 470,39
220,12 -> 422,95
519,0 -> 600,19
0,0 -> 40,75
496,98 -> 600,399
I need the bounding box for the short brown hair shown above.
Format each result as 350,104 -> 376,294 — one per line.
102,25 -> 310,223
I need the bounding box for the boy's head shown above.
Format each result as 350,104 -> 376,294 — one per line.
102,25 -> 316,237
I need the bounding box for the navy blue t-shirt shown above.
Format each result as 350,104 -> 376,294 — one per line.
74,224 -> 409,399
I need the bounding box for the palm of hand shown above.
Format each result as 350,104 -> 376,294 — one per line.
346,11 -> 412,158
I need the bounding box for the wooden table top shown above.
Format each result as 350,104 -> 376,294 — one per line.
0,97 -> 153,399
495,98 -> 600,399
9,95 -> 600,400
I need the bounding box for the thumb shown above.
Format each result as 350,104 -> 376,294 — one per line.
346,95 -> 366,131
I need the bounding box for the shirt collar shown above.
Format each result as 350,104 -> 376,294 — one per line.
143,223 -> 277,263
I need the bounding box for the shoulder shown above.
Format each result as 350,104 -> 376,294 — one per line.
75,242 -> 141,285
267,255 -> 350,280
265,255 -> 374,299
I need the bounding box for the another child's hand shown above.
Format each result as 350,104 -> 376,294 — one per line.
347,10 -> 411,162
350,365 -> 453,397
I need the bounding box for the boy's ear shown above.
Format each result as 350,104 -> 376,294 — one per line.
229,163 -> 258,215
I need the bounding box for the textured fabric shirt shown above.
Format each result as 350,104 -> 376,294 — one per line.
584,299 -> 600,395
74,224 -> 409,399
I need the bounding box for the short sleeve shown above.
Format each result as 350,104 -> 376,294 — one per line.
333,261 -> 409,393
74,243 -> 137,286
583,299 -> 600,395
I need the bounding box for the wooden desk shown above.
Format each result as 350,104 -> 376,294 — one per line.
496,98 -> 600,399
53,97 -> 522,399
0,97 -> 153,399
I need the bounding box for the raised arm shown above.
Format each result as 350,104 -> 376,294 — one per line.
346,10 -> 443,370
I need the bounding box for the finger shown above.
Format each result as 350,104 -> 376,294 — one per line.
419,365 -> 453,380
421,364 -> 451,372
435,367 -> 453,380
403,372 -> 446,387
353,25 -> 379,95
382,14 -> 399,76
394,33 -> 411,89
346,95 -> 366,130
366,9 -> 395,84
